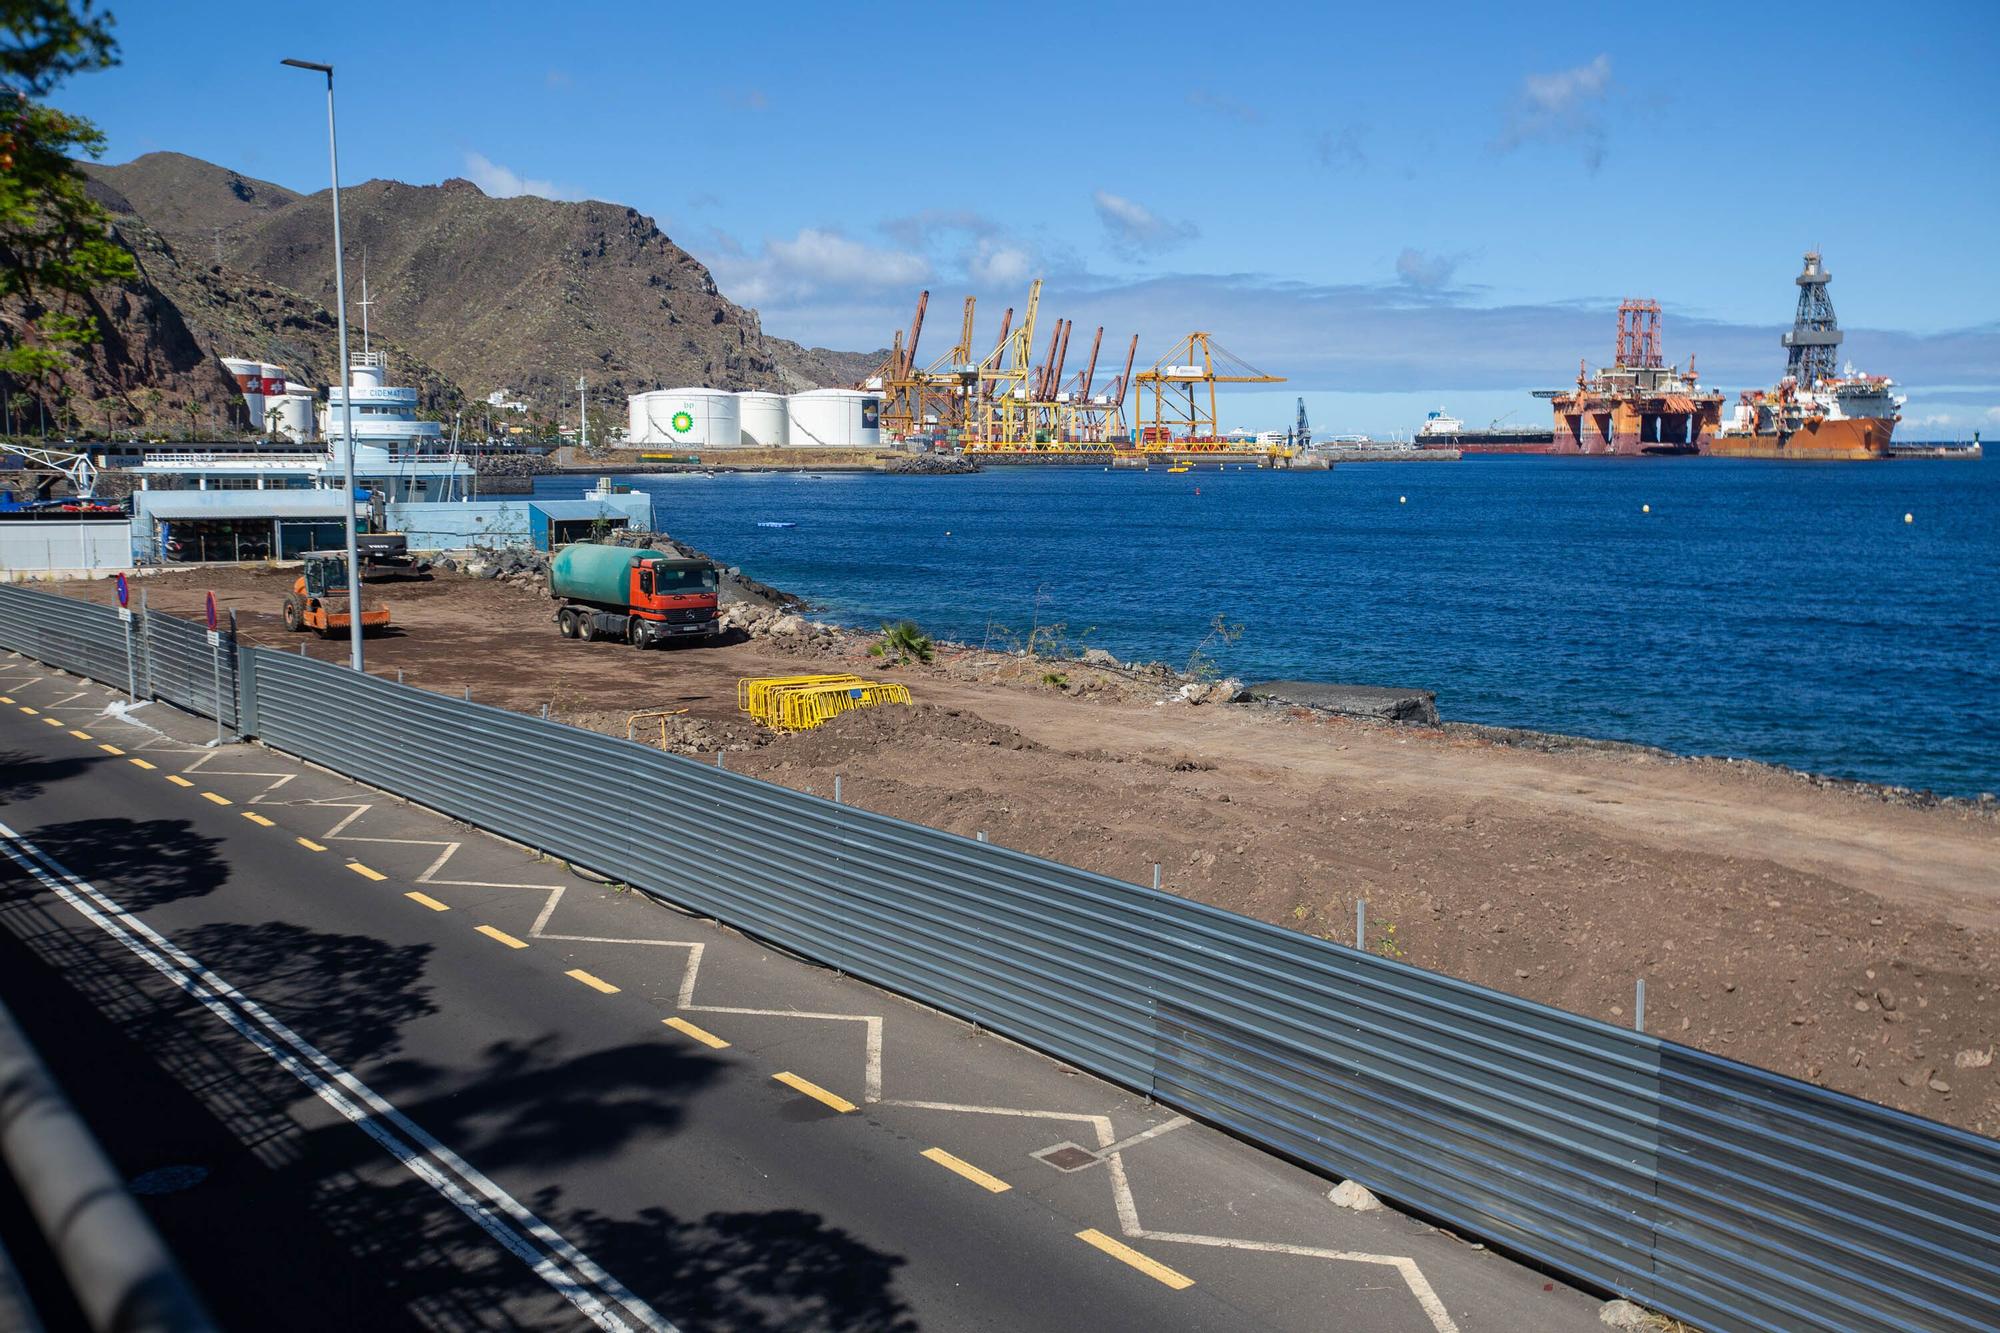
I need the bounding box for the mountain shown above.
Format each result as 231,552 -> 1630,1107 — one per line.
79,152 -> 881,419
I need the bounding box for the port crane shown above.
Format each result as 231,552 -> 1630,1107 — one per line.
5,444 -> 99,500
1131,333 -> 1285,448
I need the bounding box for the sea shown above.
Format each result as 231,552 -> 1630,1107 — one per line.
533,455 -> 1998,797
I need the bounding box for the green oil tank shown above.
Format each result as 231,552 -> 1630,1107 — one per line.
549,542 -> 647,607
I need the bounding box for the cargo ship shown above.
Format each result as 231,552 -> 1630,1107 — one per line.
1414,409 -> 1555,453
1545,300 -> 1724,455
1704,253 -> 1902,460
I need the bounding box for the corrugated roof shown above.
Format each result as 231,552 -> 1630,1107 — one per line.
530,500 -> 632,520
135,491 -> 356,520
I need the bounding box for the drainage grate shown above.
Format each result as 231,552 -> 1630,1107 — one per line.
1033,1143 -> 1100,1172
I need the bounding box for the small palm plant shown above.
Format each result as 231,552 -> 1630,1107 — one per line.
872,620 -> 934,666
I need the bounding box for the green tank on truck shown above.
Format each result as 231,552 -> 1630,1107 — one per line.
549,542 -> 721,649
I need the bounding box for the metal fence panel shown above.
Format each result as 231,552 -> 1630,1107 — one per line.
0,583 -> 133,688
233,647 -> 2000,1333
138,608 -> 237,731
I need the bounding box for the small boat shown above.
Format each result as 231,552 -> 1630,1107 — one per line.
755,521 -> 796,528
1167,463 -> 1192,474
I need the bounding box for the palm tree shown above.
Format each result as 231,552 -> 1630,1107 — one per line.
873,620 -> 934,666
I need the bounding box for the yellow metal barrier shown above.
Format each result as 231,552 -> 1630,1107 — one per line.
738,674 -> 912,731
626,708 -> 689,748
737,674 -> 864,716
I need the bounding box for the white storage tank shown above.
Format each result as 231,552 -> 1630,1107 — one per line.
786,389 -> 881,448
632,388 -> 741,449
277,387 -> 315,441
736,391 -> 789,447
627,393 -> 650,446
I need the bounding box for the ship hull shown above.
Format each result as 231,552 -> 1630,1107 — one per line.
1704,415 -> 1894,460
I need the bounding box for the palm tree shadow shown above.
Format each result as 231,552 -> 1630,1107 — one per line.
0,816 -> 230,911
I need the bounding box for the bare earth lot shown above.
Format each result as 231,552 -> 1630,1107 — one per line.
61,565 -> 2000,1134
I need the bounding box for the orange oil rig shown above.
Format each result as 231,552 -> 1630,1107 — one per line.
1543,300 -> 1724,455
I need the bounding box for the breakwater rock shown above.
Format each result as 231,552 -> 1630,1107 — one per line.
1246,680 -> 1440,725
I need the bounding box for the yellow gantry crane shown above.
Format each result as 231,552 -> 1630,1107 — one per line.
1131,332 -> 1285,450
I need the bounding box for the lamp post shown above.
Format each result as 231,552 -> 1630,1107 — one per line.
282,57 -> 363,671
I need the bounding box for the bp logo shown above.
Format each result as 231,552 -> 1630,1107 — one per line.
671,410 -> 695,433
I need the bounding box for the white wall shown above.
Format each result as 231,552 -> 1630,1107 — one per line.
0,520 -> 133,581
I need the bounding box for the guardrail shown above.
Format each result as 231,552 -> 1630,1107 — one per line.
3,583 -> 1997,1332
0,992 -> 216,1332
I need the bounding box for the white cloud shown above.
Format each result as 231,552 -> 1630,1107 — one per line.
1395,248 -> 1460,291
1092,190 -> 1197,257
463,151 -> 578,201
704,227 -> 930,306
1497,54 -> 1613,171
967,237 -> 1033,286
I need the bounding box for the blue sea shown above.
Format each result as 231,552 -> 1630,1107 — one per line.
534,456 -> 1998,796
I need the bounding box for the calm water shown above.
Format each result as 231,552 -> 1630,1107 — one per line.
535,456 -> 1998,795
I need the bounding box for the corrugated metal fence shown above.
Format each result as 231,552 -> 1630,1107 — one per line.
233,648 -> 2000,1333
2,583 -> 1995,1332
0,584 -> 237,731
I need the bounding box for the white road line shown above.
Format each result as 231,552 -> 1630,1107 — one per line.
0,820 -> 675,1333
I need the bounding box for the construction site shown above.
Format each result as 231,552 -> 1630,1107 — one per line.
857,280 -> 1307,465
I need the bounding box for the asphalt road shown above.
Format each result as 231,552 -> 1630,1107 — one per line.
0,651 -> 1605,1332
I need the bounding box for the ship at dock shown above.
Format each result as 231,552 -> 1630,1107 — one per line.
1414,409 -> 1556,453
1706,252 -> 1902,460
1543,300 -> 1725,455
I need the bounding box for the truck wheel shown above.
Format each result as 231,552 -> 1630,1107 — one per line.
282,595 -> 304,632
557,608 -> 578,639
578,614 -> 597,642
630,620 -> 652,650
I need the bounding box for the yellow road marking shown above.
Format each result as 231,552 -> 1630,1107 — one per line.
0,695 -> 12,703
42,716 -> 62,727
663,1016 -> 729,1048
346,862 -> 386,881
476,925 -> 528,949
922,1147 -> 1011,1194
405,891 -> 450,912
200,791 -> 232,806
18,706 -> 36,714
166,775 -> 194,788
99,743 -> 125,755
69,729 -> 93,740
772,1072 -> 855,1114
241,812 -> 275,827
1075,1229 -> 1194,1289
296,837 -> 326,852
128,758 -> 155,770
566,968 -> 620,994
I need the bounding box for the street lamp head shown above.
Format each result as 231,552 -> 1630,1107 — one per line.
280,57 -> 333,74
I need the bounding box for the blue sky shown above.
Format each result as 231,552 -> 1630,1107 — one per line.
62,0 -> 2000,435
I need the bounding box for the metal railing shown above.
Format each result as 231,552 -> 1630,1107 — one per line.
2,583 -> 1997,1332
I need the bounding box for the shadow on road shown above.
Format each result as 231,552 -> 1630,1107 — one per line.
0,748 -> 106,803
5,816 -> 231,912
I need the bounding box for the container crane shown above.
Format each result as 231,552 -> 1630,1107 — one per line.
1132,332 -> 1285,449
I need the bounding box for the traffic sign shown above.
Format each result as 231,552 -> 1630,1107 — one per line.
205,591 -> 218,631
115,572 -> 129,607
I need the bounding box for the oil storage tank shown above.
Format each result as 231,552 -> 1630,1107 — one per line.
786,389 -> 881,447
631,389 -> 741,448
736,391 -> 789,447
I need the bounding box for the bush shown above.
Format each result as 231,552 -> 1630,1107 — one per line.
874,620 -> 934,666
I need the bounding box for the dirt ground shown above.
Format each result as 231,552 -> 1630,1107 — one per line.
61,565 -> 2000,1135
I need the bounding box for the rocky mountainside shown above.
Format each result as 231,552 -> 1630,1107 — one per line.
81,152 -> 880,416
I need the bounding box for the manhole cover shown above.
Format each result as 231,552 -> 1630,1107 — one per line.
128,1165 -> 209,1196
1034,1144 -> 1099,1172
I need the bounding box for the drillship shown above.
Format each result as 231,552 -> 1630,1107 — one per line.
1545,300 -> 1724,455
1706,252 -> 1902,460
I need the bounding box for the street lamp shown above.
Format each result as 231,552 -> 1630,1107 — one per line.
282,57 -> 363,672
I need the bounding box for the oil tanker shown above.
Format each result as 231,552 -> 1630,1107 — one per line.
1704,252 -> 1901,460
1545,300 -> 1724,455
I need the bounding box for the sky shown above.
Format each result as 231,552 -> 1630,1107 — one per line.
57,0 -> 2000,436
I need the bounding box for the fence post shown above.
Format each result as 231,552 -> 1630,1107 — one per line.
833,775 -> 842,804
1634,978 -> 1646,1032
120,601 -> 137,701
1152,863 -> 1161,892
1356,898 -> 1367,951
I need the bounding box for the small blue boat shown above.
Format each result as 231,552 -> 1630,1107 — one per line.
756,521 -> 797,528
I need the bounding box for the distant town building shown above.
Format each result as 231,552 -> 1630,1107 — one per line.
485,389 -> 528,413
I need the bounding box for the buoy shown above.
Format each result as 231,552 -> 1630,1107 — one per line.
1643,504 -> 1651,514
1399,495 -> 1407,504
1904,512 -> 1913,524
945,530 -> 952,537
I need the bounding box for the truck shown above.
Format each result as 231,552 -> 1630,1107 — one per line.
550,542 -> 720,648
